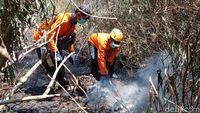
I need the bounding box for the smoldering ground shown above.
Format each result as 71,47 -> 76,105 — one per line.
85,52 -> 171,113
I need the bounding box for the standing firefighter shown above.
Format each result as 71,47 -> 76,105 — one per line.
88,28 -> 123,83
33,4 -> 91,87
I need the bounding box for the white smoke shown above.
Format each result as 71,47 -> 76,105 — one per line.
86,52 -> 171,112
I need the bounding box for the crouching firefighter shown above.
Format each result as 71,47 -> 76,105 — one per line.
33,4 -> 91,87
87,28 -> 124,84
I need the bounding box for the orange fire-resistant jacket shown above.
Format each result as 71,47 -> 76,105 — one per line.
33,18 -> 55,42
88,33 -> 120,75
47,13 -> 76,52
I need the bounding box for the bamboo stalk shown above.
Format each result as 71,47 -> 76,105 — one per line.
164,68 -> 178,111
149,76 -> 165,113
0,94 -> 60,105
3,20 -> 65,69
194,86 -> 200,106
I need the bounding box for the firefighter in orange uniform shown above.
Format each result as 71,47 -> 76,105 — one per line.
33,4 -> 91,87
46,4 -> 90,64
88,28 -> 123,83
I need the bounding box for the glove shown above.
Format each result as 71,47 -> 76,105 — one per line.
40,46 -> 47,59
107,62 -> 115,78
53,51 -> 62,61
99,76 -> 109,87
69,52 -> 76,64
110,73 -> 119,79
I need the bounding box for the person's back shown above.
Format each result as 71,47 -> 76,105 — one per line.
88,33 -> 110,50
47,12 -> 76,53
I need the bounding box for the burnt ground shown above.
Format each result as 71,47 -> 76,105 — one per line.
0,50 -> 131,113
0,29 -> 163,113
1,52 -> 91,113
0,50 -> 166,113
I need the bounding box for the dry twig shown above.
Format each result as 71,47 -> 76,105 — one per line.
164,98 -> 188,112
47,74 -> 88,113
0,94 -> 60,105
70,0 -> 117,20
149,76 -> 165,113
8,60 -> 42,99
63,64 -> 88,98
43,52 -> 75,95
